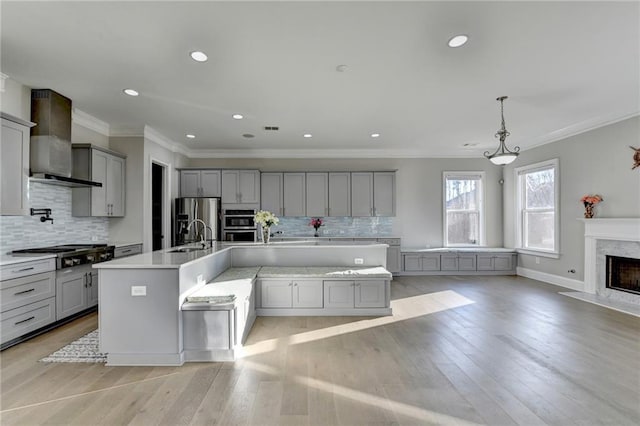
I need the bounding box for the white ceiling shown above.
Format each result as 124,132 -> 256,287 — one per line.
1,1 -> 638,158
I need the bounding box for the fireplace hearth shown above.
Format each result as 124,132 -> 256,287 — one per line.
606,255 -> 640,295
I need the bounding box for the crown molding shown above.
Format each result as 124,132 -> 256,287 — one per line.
144,125 -> 190,156
72,108 -> 110,136
110,124 -> 144,137
185,148 -> 482,159
520,110 -> 640,151
0,73 -> 7,93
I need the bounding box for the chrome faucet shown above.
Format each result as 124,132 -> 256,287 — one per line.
186,219 -> 213,249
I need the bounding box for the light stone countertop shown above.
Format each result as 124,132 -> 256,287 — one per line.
258,266 -> 392,279
401,247 -> 517,254
94,241 -> 389,269
0,253 -> 57,267
211,266 -> 261,283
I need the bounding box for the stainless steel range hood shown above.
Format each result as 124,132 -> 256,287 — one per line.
30,89 -> 102,188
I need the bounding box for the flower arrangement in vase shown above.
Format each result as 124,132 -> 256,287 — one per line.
580,194 -> 603,219
309,217 -> 323,237
254,210 -> 279,243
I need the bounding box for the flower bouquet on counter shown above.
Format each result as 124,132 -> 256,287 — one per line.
254,210 -> 279,243
580,194 -> 603,219
309,217 -> 323,237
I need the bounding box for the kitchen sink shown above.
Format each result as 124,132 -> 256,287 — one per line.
168,247 -> 202,253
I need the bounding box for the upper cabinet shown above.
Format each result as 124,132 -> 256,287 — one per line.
222,170 -> 260,204
306,172 -> 328,217
351,172 -> 374,217
373,172 -> 395,217
328,172 -> 351,217
351,172 -> 396,217
283,173 -> 306,216
1,113 -> 34,216
72,145 -> 126,217
180,170 -> 221,197
261,173 -> 283,216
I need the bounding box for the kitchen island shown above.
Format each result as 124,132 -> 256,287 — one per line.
94,241 -> 391,366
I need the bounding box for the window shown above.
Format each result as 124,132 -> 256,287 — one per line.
515,159 -> 559,257
443,172 -> 484,246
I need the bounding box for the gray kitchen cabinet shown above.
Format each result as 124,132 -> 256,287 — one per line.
222,170 -> 260,203
0,258 -> 57,346
260,279 -> 323,308
477,254 -> 516,271
373,172 -> 395,216
324,280 -> 386,308
283,173 -> 306,216
72,145 -> 126,217
180,170 -> 221,197
440,254 -> 477,271
56,265 -> 97,320
1,114 -> 34,216
403,254 -> 441,272
260,172 -> 283,216
351,172 -> 374,217
114,244 -> 143,258
328,172 -> 351,216
306,172 -> 329,217
403,254 -> 423,272
378,238 -> 401,274
440,254 -> 459,271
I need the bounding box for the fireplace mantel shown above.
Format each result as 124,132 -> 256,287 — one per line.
581,218 -> 640,293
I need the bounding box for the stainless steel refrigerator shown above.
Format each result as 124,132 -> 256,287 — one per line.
174,197 -> 221,246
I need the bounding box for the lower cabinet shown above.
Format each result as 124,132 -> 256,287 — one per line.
402,251 -> 517,274
324,280 -> 386,308
261,279 -> 323,308
1,297 -> 56,345
56,265 -> 98,320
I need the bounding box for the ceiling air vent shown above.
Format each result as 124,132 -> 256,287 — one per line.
263,126 -> 279,131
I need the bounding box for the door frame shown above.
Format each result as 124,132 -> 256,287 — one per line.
149,158 -> 171,250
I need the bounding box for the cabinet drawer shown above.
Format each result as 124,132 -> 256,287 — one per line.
0,258 -> 56,281
377,238 -> 400,245
0,271 -> 55,313
114,244 -> 142,258
1,297 -> 56,345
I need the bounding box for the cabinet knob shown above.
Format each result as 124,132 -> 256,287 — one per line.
293,282 -> 298,286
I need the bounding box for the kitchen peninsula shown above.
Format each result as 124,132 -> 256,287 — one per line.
94,241 -> 391,366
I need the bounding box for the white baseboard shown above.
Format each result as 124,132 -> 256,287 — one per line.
517,267 -> 585,291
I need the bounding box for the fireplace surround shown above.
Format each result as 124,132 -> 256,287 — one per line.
606,255 -> 640,295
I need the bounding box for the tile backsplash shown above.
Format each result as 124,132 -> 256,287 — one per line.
0,182 -> 109,253
270,217 -> 393,237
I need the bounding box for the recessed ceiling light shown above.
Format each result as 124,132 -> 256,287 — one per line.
243,134 -> 255,138
190,51 -> 208,62
232,114 -> 244,120
186,134 -> 195,139
303,133 -> 313,138
336,64 -> 348,72
123,88 -> 139,97
371,133 -> 380,138
448,34 -> 469,48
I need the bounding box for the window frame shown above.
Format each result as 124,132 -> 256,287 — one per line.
442,171 -> 486,247
514,158 -> 560,258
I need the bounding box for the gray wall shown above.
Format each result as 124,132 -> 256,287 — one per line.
503,116 -> 640,281
109,137 -> 145,244
188,157 -> 504,248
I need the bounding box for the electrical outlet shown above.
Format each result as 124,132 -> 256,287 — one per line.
354,258 -> 364,265
131,286 -> 146,296
535,257 -> 540,264
91,235 -> 98,241
197,274 -> 205,285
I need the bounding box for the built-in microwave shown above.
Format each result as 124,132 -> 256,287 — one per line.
223,209 -> 256,229
223,229 -> 257,242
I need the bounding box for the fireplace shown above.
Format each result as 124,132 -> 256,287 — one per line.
606,255 -> 640,295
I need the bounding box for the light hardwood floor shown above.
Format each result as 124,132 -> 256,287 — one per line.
1,275 -> 639,425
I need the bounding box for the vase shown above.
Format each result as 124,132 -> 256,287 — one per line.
584,203 -> 595,219
262,226 -> 271,243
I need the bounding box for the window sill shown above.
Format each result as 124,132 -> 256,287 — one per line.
516,248 -> 560,259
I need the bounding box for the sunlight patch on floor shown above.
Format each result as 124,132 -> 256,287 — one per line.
242,359 -> 482,425
238,290 -> 474,358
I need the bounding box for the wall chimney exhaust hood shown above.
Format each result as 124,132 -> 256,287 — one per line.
30,89 -> 102,188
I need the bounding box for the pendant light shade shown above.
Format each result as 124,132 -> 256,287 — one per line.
484,96 -> 520,165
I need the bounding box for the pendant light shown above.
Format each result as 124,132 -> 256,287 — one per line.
484,96 -> 520,165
